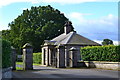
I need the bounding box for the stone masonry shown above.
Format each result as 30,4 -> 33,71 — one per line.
23,43 -> 33,70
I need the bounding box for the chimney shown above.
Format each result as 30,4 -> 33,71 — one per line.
64,21 -> 73,34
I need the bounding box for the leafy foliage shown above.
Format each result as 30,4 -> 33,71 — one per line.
81,45 -> 120,62
33,52 -> 42,64
2,39 -> 11,68
2,5 -> 71,53
102,39 -> 113,45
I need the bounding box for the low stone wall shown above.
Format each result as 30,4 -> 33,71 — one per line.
0,69 -> 2,80
2,67 -> 12,79
78,61 -> 119,70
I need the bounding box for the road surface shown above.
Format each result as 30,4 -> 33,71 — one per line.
12,65 -> 119,80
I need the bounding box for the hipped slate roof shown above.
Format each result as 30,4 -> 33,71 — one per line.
51,31 -> 100,46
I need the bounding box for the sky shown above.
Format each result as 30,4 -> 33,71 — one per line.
0,0 -> 119,45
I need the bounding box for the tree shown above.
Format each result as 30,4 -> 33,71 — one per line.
2,5 -> 74,53
102,39 -> 113,45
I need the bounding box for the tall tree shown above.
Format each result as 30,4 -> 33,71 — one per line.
102,39 -> 113,45
2,5 -> 73,53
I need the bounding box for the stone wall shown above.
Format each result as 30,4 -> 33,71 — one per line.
0,69 -> 2,80
78,61 -> 119,70
2,67 -> 12,79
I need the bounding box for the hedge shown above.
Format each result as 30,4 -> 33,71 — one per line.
81,45 -> 120,62
2,39 -> 11,68
33,52 -> 42,64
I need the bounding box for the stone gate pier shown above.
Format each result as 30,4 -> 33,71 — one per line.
23,43 -> 33,70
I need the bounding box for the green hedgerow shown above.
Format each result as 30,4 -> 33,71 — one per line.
81,45 -> 120,62
2,39 -> 11,68
33,52 -> 42,64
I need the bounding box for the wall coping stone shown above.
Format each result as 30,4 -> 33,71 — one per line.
79,61 -> 119,64
2,67 -> 12,73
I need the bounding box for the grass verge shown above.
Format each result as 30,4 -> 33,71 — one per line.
16,67 -> 23,70
16,62 -> 41,70
16,62 -> 41,65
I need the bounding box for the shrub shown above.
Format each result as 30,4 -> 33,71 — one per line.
81,45 -> 120,62
2,39 -> 11,68
33,52 -> 42,64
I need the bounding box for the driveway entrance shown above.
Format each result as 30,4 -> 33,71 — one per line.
12,65 -> 119,79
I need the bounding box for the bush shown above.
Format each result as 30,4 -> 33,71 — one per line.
2,39 -> 11,68
33,52 -> 42,64
81,45 -> 120,62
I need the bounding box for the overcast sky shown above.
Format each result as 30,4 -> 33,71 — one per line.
0,0 -> 119,44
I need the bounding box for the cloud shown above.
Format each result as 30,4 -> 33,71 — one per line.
67,12 -> 118,29
67,12 -> 117,26
65,12 -> 93,23
0,0 -> 25,8
99,14 -> 118,25
0,24 -> 10,30
40,0 -> 97,4
93,40 -> 102,44
113,41 -> 120,45
65,12 -> 85,23
66,12 -> 118,41
0,0 -> 119,8
21,7 -> 30,11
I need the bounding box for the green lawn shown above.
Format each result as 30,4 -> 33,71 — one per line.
16,67 -> 23,70
33,63 -> 41,66
16,62 -> 41,65
16,62 -> 41,70
16,62 -> 23,65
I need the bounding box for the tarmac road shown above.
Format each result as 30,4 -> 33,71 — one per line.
12,65 -> 119,80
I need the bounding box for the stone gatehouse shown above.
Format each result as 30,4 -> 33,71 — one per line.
41,21 -> 100,68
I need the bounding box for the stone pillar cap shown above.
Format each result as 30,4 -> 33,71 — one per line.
22,43 -> 32,49
69,47 -> 77,51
